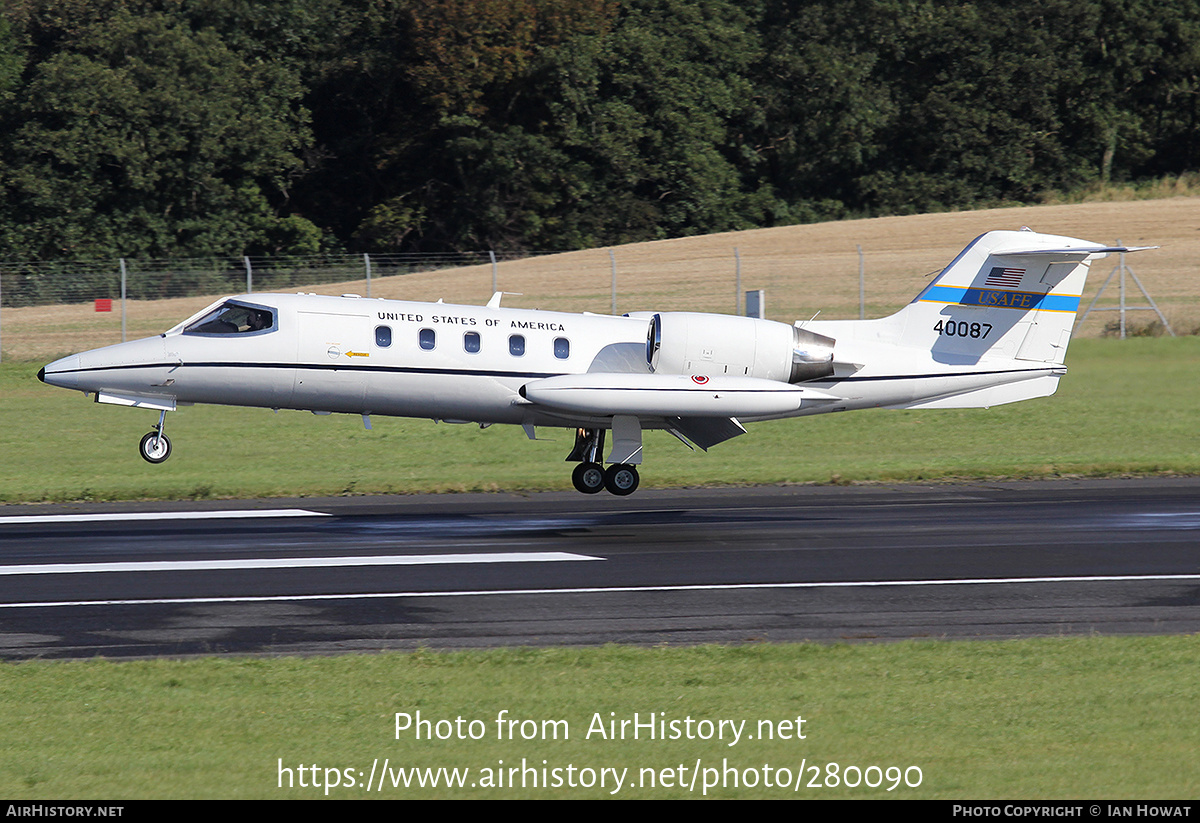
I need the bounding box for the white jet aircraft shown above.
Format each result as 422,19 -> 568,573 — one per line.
38,229 -> 1149,495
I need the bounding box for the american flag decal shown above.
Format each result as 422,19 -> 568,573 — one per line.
985,266 -> 1025,287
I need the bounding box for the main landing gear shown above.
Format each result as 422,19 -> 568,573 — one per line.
571,461 -> 640,496
567,426 -> 641,496
139,410 -> 172,464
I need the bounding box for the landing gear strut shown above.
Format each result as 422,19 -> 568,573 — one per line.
567,427 -> 641,496
139,410 -> 172,464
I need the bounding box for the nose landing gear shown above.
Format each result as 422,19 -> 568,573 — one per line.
139,410 -> 172,464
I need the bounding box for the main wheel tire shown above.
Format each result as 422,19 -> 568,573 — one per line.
603,463 -> 639,496
572,461 -> 605,494
139,431 -> 172,464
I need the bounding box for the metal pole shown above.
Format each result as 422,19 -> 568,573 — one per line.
244,256 -> 252,293
857,244 -> 865,319
120,258 -> 127,342
1118,239 -> 1126,339
609,248 -> 617,315
364,253 -> 372,299
489,250 -> 497,295
1124,265 -> 1176,336
1076,242 -> 1171,336
734,247 -> 741,315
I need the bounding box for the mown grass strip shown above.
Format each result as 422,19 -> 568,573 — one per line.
0,638 -> 1196,799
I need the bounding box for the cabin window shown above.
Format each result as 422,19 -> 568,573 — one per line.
509,334 -> 526,357
464,331 -> 481,353
419,328 -> 436,350
553,337 -> 570,359
375,325 -> 392,348
182,301 -> 276,336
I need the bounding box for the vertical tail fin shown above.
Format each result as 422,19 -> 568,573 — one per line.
896,229 -> 1152,365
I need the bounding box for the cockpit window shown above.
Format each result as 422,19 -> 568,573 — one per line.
182,301 -> 276,336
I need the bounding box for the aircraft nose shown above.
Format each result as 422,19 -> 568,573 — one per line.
39,354 -> 82,389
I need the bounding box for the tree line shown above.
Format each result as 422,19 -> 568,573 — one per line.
0,0 -> 1197,261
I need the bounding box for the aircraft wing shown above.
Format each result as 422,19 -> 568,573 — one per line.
664,416 -> 748,450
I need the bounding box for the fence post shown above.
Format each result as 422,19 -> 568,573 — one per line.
489,250 -> 498,295
1117,239 -> 1127,338
364,253 -> 372,298
244,256 -> 252,294
609,249 -> 617,315
120,258 -> 127,342
734,247 -> 741,315
857,244 -> 865,319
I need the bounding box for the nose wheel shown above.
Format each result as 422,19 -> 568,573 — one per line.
139,409 -> 173,464
139,430 -> 172,463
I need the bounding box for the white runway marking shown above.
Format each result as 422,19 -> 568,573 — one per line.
0,552 -> 600,576
0,509 -> 330,525
0,572 -> 1196,609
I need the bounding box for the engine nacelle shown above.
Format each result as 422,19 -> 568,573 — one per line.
647,312 -> 835,383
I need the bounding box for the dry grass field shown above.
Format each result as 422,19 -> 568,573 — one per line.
6,198 -> 1198,363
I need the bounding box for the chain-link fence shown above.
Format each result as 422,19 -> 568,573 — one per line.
0,251 -> 554,308
3,238 -> 1193,363
0,251 -> 562,362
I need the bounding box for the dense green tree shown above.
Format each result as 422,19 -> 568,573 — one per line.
339,0 -> 775,251
1081,0 -> 1200,179
536,0 -> 775,244
0,18 -> 21,102
754,0 -> 1200,217
853,0 -> 1090,211
754,0 -> 895,221
3,0 -> 1200,264
298,0 -> 623,251
0,4 -> 317,259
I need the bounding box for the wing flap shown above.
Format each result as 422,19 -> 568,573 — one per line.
666,416 -> 747,450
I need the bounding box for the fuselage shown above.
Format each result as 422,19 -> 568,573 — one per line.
40,292 -> 656,428
39,289 -> 1064,431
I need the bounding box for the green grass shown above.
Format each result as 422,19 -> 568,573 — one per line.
3,337 -> 1198,502
0,638 -> 1196,798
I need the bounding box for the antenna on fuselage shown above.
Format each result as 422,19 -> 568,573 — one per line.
487,292 -> 523,309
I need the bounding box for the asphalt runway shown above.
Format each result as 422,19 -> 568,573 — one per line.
0,478 -> 1198,659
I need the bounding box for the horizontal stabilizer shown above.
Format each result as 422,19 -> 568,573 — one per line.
1004,244 -> 1156,255
998,245 -> 1157,258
